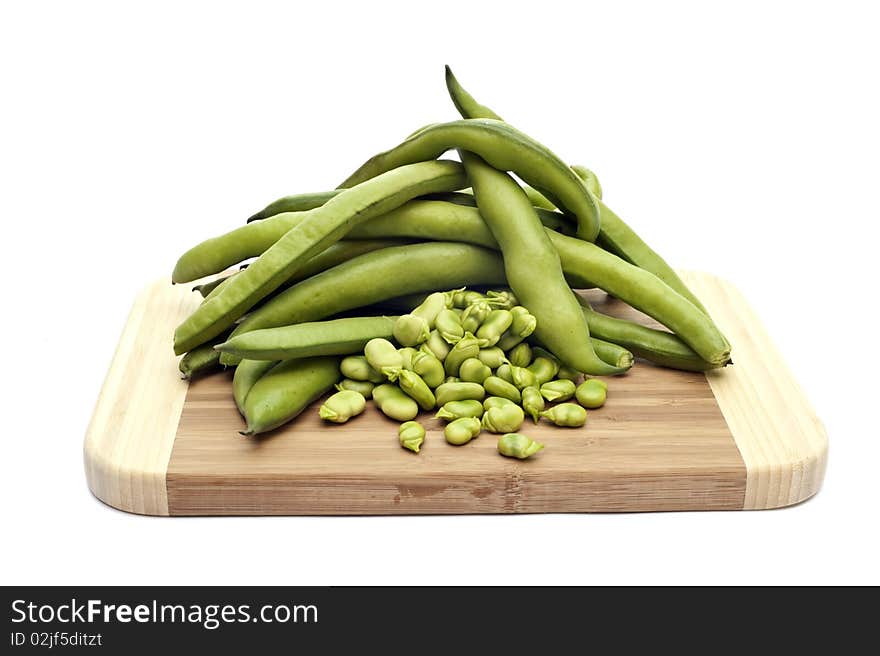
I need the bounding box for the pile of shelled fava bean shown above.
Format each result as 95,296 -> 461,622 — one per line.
172,67 -> 731,459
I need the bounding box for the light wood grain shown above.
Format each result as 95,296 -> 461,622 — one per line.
168,358 -> 742,514
681,272 -> 828,509
83,272 -> 827,515
83,279 -> 200,515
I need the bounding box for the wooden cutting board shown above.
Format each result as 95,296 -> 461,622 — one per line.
84,272 -> 827,515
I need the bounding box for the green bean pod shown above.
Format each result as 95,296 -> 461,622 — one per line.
174,160 -> 467,354
241,356 -> 341,435
441,66 -> 709,317
570,165 -> 603,200
178,334 -> 226,379
462,151 -> 627,375
247,190 -> 340,223
590,337 -> 635,371
215,316 -> 395,361
219,242 -> 507,365
340,119 -> 600,242
578,298 -> 717,371
232,359 -> 278,415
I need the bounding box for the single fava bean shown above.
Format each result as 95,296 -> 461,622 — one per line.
393,291 -> 449,346
435,308 -> 464,344
398,347 -> 419,370
364,338 -> 404,378
422,330 -> 451,361
399,421 -> 426,453
527,355 -> 560,386
435,399 -> 484,421
393,314 -> 430,347
434,381 -> 486,407
458,357 -> 492,384
411,350 -> 445,388
340,355 -> 384,383
521,386 -> 545,423
506,343 -> 533,368
477,347 -> 508,369
495,363 -> 513,383
444,417 -> 482,446
393,369 -> 436,410
483,376 -> 521,403
486,290 -> 519,309
496,307 -> 537,351
335,378 -> 375,399
319,390 -> 367,423
483,396 -> 516,412
540,379 -> 577,402
373,384 -> 419,421
460,301 -> 492,334
576,378 -> 608,408
510,365 -> 537,390
497,433 -> 545,459
452,290 -> 487,308
475,309 -> 513,347
444,332 -> 481,376
540,402 -> 587,427
481,403 -> 525,433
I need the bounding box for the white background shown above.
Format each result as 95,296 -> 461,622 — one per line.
1,0 -> 878,585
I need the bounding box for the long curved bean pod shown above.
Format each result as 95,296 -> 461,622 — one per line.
339,119 -> 601,242
216,316 -> 396,361
218,242 -> 508,366
578,298 -> 717,371
247,190 -> 340,223
462,151 -> 626,375
443,66 -> 710,315
325,203 -> 728,363
241,356 -> 341,435
232,359 -> 278,414
174,160 -> 467,355
178,333 -> 227,379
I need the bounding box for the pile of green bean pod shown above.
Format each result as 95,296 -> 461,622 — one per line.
171,66 -> 732,455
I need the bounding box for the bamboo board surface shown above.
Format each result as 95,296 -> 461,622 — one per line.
84,272 -> 827,515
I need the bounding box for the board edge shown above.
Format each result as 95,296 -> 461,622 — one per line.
681,271 -> 829,510
83,279 -> 197,516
